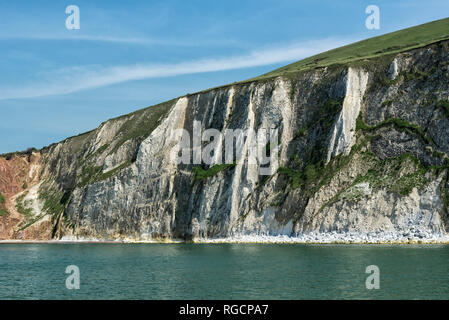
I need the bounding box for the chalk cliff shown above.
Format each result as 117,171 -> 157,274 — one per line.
1,20 -> 449,242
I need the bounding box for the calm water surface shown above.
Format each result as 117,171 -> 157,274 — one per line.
0,244 -> 448,299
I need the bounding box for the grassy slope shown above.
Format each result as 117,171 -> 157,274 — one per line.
253,17 -> 449,80
107,98 -> 176,154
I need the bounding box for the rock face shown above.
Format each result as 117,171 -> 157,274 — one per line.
1,40 -> 449,242
327,68 -> 369,162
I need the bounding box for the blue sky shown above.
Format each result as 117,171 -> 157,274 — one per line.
0,0 -> 448,153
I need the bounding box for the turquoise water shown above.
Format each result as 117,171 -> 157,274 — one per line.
0,244 -> 448,299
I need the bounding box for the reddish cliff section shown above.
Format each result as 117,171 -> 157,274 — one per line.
0,152 -> 41,239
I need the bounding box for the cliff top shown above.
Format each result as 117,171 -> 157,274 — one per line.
253,17 -> 449,80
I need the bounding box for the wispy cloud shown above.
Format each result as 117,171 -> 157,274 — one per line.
0,35 -> 162,44
0,37 -> 356,100
0,34 -> 243,47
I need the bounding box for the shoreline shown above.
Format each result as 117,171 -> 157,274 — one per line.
1,241 -> 448,245
1,234 -> 449,245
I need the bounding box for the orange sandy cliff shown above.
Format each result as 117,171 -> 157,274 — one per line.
0,152 -> 49,239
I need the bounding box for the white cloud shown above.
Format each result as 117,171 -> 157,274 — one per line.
25,35 -> 165,44
0,34 -> 242,47
0,38 -> 355,100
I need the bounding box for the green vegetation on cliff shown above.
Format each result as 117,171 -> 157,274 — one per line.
77,161 -> 134,188
437,100 -> 449,117
321,150 -> 431,211
277,98 -> 345,193
15,194 -> 33,217
39,184 -> 66,217
192,163 -> 236,181
353,153 -> 428,196
15,193 -> 43,230
109,99 -> 175,154
0,193 -> 7,216
356,114 -> 434,145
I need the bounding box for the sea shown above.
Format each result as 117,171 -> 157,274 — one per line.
0,243 -> 448,299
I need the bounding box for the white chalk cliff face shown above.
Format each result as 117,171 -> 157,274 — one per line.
2,40 -> 449,242
327,68 -> 369,162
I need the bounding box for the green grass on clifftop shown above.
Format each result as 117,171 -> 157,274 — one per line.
253,17 -> 449,80
108,99 -> 175,154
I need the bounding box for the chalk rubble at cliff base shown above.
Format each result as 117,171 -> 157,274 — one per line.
196,231 -> 449,244
54,232 -> 449,244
